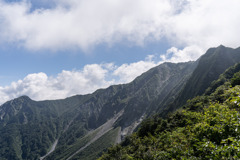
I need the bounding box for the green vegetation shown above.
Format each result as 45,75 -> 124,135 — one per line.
0,95 -> 89,160
45,127 -> 120,160
205,63 -> 240,95
0,97 -> 65,160
99,66 -> 240,159
45,125 -> 90,160
71,127 -> 120,160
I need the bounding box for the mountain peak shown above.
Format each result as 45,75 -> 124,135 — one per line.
164,45 -> 240,114
18,95 -> 31,101
217,44 -> 226,48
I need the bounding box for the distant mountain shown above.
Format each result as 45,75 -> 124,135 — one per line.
0,45 -> 240,160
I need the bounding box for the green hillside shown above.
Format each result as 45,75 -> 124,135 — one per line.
99,63 -> 240,159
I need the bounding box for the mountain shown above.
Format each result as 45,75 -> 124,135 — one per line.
0,62 -> 196,160
99,62 -> 240,160
0,45 -> 240,159
162,45 -> 240,115
46,61 -> 197,160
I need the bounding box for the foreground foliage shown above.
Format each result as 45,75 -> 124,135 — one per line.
99,70 -> 240,159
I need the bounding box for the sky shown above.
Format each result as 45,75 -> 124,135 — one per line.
0,0 -> 240,104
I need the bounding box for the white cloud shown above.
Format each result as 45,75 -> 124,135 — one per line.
0,0 -> 170,51
0,59 -> 160,104
167,0 -> 240,49
0,64 -> 114,104
160,45 -> 204,63
113,57 -> 158,83
0,0 -> 239,53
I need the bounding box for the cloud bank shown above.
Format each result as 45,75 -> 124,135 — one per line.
0,0 -> 240,52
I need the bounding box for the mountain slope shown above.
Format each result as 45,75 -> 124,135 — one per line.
99,63 -> 240,160
46,62 -> 196,160
163,45 -> 240,115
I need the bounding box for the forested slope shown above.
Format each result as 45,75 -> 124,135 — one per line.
99,63 -> 240,159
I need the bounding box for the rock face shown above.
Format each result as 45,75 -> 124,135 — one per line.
0,45 -> 240,160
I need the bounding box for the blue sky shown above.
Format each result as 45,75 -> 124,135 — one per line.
0,0 -> 240,104
0,39 -> 169,85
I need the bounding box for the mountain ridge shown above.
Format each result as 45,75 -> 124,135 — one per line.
162,45 -> 240,116
1,45 -> 240,159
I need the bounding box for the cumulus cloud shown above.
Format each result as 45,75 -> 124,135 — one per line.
0,0 -> 169,50
160,45 -> 204,63
0,0 -> 239,53
0,64 -> 114,104
0,58 -> 160,104
167,0 -> 240,49
113,57 -> 158,83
